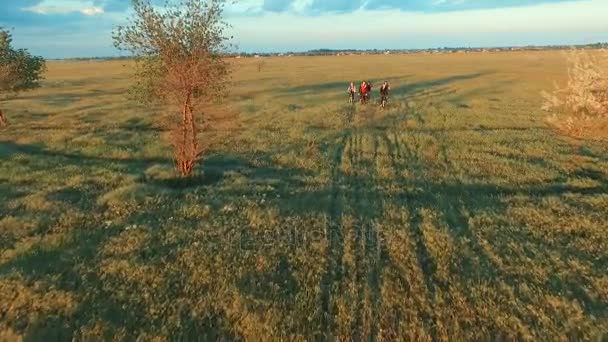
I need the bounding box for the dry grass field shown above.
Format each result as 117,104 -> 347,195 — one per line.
1,51 -> 607,340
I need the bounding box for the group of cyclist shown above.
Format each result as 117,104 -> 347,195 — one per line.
348,80 -> 391,107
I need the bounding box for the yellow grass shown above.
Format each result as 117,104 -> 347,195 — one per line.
1,51 -> 607,340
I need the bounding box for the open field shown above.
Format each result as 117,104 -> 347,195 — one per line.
1,51 -> 607,340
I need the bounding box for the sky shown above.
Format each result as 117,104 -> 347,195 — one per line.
0,0 -> 607,59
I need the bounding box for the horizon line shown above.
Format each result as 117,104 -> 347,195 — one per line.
44,41 -> 608,61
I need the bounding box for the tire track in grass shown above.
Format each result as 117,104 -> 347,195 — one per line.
363,131 -> 385,341
384,132 -> 438,286
319,130 -> 350,339
345,129 -> 387,341
367,133 -> 388,341
325,106 -> 452,339
353,130 -> 376,341
381,128 -> 441,340
357,131 -> 381,341
357,131 -> 366,340
432,105 -> 453,173
349,130 -> 366,341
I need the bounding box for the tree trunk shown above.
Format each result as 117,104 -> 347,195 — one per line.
0,109 -> 7,127
175,93 -> 198,177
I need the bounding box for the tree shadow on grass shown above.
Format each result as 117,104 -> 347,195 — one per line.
16,88 -> 128,107
0,181 -> 28,208
270,74 -> 483,104
237,254 -> 299,303
281,81 -> 347,95
0,221 -> 243,340
390,72 -> 490,98
577,145 -> 608,163
142,152 -> 313,192
119,117 -> 165,133
0,140 -> 168,174
0,224 -> 123,337
277,76 -> 407,97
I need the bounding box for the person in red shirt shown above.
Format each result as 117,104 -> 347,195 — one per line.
359,81 -> 368,104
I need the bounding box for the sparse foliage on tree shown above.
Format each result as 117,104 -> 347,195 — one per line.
0,28 -> 46,127
542,49 -> 608,135
113,0 -> 233,176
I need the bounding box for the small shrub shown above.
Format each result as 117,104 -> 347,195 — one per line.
542,49 -> 608,136
0,28 -> 46,127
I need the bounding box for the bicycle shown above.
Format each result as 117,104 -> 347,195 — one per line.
359,91 -> 370,105
348,91 -> 356,104
380,95 -> 389,109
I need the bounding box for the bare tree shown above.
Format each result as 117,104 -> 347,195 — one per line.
0,28 -> 46,127
114,0 -> 233,176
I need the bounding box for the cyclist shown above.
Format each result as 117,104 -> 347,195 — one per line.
359,81 -> 368,104
380,81 -> 390,108
347,82 -> 357,103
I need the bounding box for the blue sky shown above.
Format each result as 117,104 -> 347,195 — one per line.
1,0 -> 607,58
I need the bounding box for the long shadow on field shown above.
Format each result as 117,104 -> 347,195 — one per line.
6,102 -> 128,127
577,145 -> 608,163
200,107 -> 608,337
195,127 -> 608,338
0,222 -> 243,340
390,72 -> 489,98
430,126 -> 550,133
0,140 -> 168,173
282,81 -> 348,94
272,73 -> 485,103
119,117 -> 165,133
0,146 -> 257,339
444,79 -> 515,105
17,88 -> 127,107
279,76 -> 406,96
228,113 -> 608,337
145,152 -> 314,191
394,107 -> 608,329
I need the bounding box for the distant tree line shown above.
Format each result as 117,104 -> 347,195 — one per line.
63,42 -> 608,61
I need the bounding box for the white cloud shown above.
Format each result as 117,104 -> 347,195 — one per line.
81,6 -> 104,16
23,0 -> 104,15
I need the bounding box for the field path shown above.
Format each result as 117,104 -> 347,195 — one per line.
318,130 -> 349,338
319,107 -> 449,340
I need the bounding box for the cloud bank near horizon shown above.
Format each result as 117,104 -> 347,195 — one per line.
1,0 -> 606,58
